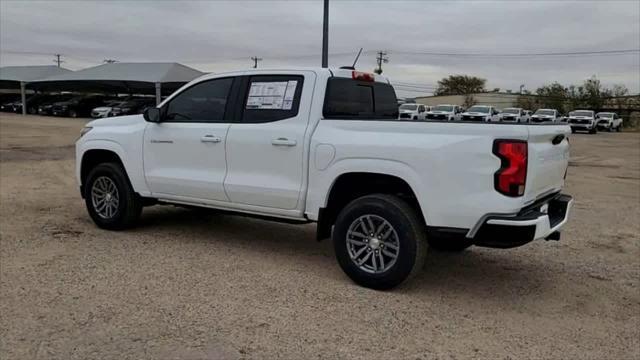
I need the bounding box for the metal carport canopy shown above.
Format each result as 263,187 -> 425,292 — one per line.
28,62 -> 206,105
0,65 -> 73,115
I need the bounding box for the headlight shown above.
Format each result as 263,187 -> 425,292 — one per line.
79,126 -> 93,138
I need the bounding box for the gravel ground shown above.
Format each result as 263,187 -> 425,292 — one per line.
1,113 -> 639,360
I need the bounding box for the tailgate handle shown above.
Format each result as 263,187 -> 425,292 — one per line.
552,134 -> 565,145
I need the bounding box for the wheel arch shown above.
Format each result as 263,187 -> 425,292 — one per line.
316,170 -> 427,241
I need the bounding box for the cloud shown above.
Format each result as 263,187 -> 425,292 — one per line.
1,0 -> 638,97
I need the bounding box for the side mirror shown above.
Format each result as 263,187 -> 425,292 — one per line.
144,107 -> 161,123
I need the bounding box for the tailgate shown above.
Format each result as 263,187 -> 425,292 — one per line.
524,125 -> 571,204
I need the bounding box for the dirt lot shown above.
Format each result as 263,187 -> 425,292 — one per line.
1,113 -> 638,359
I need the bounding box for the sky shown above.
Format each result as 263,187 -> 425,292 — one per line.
1,0 -> 639,98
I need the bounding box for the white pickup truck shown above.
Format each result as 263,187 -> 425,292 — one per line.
460,105 -> 500,122
398,103 -> 428,120
595,112 -> 623,132
500,108 -> 530,123
530,109 -> 560,123
424,104 -> 461,121
76,68 -> 573,289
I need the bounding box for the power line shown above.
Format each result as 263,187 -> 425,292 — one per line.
250,56 -> 262,68
53,54 -> 64,67
375,51 -> 389,75
388,49 -> 640,58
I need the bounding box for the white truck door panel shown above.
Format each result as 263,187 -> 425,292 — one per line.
143,123 -> 230,201
224,73 -> 315,210
143,76 -> 237,202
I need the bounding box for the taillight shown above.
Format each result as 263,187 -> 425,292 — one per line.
493,140 -> 527,197
352,71 -> 375,82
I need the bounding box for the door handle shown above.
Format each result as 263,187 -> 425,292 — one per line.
201,134 -> 222,143
271,137 -> 297,147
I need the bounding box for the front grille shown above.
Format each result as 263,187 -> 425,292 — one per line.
463,116 -> 484,121
399,113 -> 411,119
427,114 -> 446,120
570,119 -> 590,124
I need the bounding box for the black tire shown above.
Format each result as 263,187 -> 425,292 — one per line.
607,126 -> 613,132
27,107 -> 37,115
84,163 -> 142,230
617,125 -> 622,132
69,110 -> 78,118
413,116 -> 417,120
428,237 -> 472,252
589,127 -> 597,134
571,128 -> 576,133
333,194 -> 427,290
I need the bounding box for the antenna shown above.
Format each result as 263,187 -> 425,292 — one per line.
351,48 -> 363,68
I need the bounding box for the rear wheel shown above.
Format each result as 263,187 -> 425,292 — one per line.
84,163 -> 142,230
333,194 -> 427,290
69,110 -> 78,118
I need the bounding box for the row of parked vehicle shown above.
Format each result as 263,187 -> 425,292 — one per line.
0,93 -> 155,118
397,103 -> 623,134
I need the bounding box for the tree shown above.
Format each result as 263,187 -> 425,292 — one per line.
434,75 -> 486,95
516,95 -> 539,111
535,82 -> 568,113
581,76 -> 611,111
610,84 -> 629,110
463,94 -> 477,108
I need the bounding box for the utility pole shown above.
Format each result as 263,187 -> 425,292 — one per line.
53,54 -> 64,67
322,0 -> 329,68
251,56 -> 263,68
103,59 -> 118,64
374,51 -> 388,75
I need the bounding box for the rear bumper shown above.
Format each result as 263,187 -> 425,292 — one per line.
470,194 -> 573,248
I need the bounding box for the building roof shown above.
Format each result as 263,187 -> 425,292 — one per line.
31,62 -> 204,83
27,62 -> 205,94
0,66 -> 72,87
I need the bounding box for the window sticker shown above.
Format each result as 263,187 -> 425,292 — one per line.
246,81 -> 288,110
246,80 -> 297,110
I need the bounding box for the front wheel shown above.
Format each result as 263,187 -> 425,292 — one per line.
333,194 -> 427,290
589,127 -> 597,134
84,163 -> 142,230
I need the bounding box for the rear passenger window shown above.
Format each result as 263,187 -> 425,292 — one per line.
323,78 -> 398,119
241,75 -> 304,123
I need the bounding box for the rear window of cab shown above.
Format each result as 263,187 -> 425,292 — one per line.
323,78 -> 398,120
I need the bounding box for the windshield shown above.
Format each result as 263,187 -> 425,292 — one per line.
570,111 -> 593,117
535,110 -> 555,116
433,105 -> 453,112
502,108 -> 520,114
467,106 -> 490,113
399,104 -> 417,111
596,112 -> 613,119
